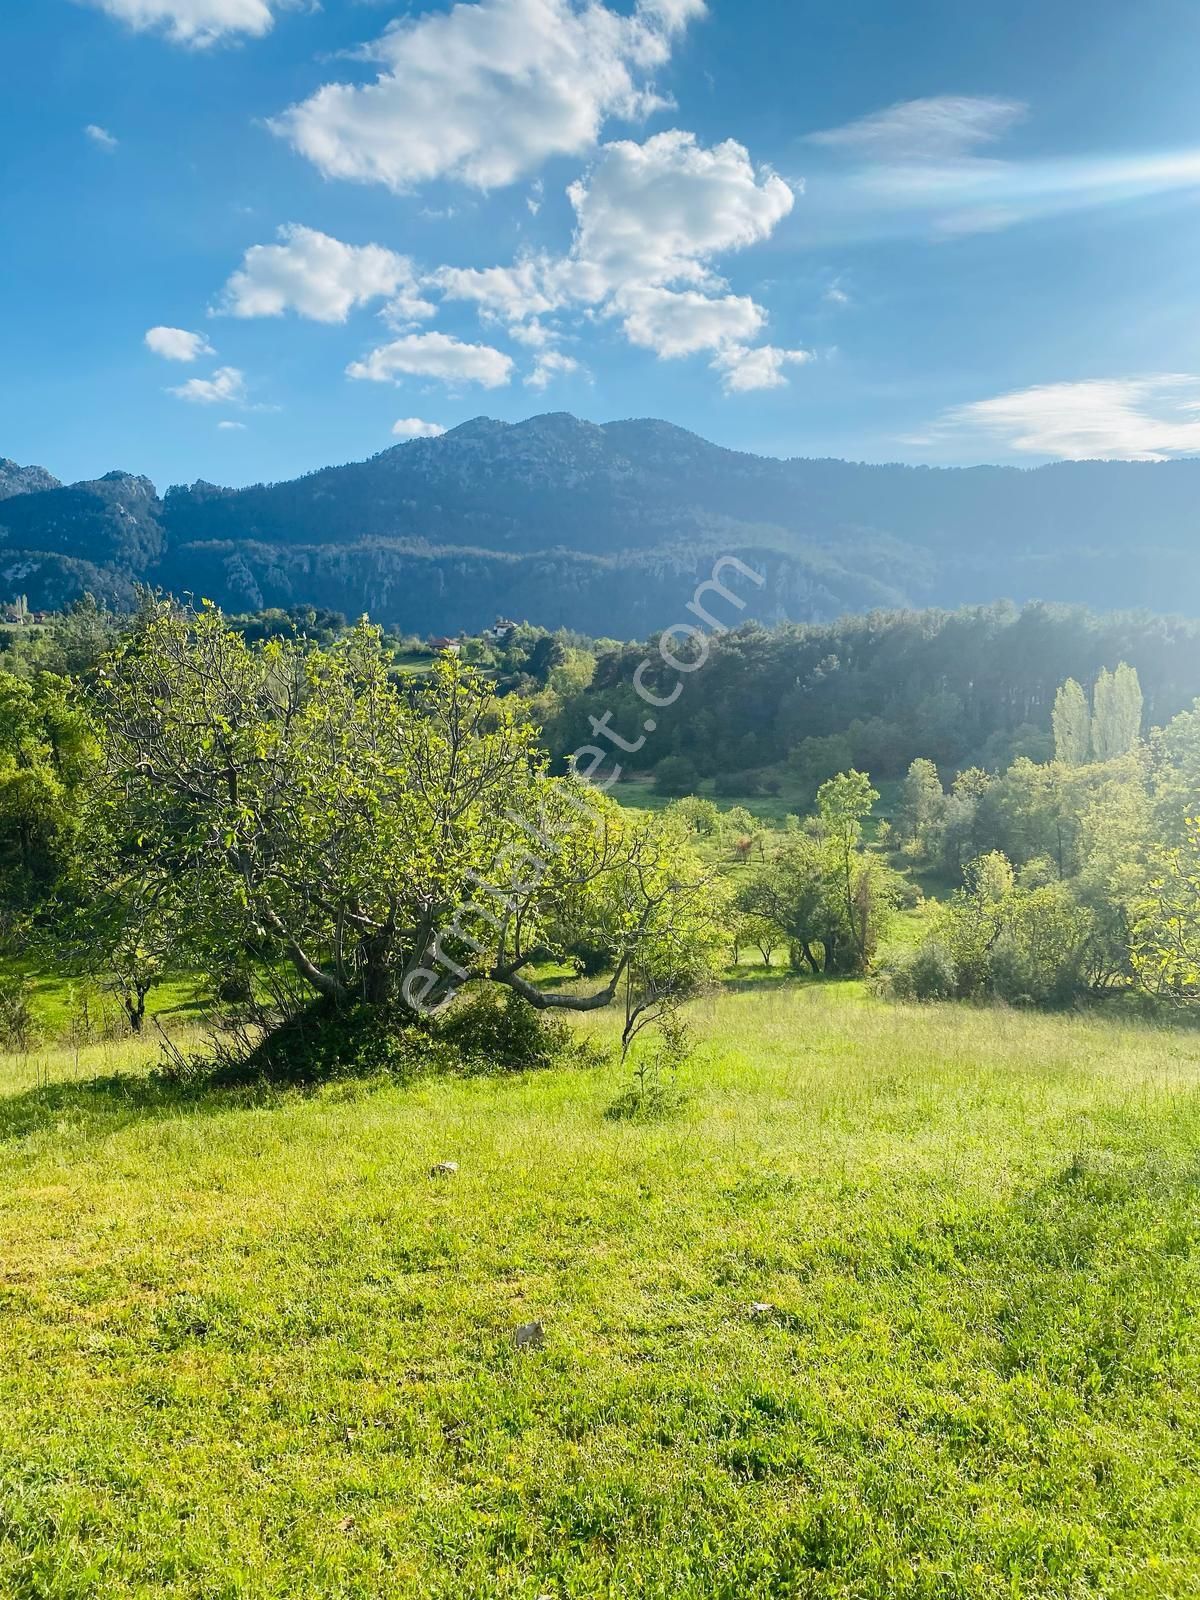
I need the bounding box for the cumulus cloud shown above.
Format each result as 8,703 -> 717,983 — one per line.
84,123 -> 118,150
82,0 -> 280,47
217,224 -> 433,324
434,257 -> 566,327
217,419 -> 247,430
145,325 -> 215,361
617,286 -> 765,357
808,95 -> 1026,160
392,417 -> 447,439
270,0 -> 705,192
525,350 -> 582,389
434,130 -> 802,386
569,130 -> 794,294
710,343 -> 813,393
347,332 -> 513,388
168,365 -> 247,404
940,375 -> 1200,461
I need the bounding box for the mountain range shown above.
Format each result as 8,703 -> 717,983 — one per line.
1,413 -> 1197,636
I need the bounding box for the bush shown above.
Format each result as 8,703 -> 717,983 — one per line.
437,988 -> 574,1074
665,796 -> 721,835
566,939 -> 611,978
0,976 -> 38,1051
889,940 -> 958,1002
163,986 -> 579,1088
713,770 -> 759,797
654,755 -> 701,796
183,1001 -> 427,1086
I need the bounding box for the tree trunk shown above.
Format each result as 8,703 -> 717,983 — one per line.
123,986 -> 148,1034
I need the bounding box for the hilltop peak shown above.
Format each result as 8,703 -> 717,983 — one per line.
0,458 -> 61,501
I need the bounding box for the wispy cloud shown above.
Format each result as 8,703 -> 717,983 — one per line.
808,95 -> 1025,161
802,95 -> 1200,240
935,374 -> 1200,461
84,123 -> 118,151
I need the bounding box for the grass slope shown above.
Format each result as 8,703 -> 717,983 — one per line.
1,989 -> 1199,1597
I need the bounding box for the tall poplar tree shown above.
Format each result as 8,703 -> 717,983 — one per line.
1052,679 -> 1091,765
1092,663 -> 1143,761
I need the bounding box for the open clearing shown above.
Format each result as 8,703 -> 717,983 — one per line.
1,987 -> 1198,1598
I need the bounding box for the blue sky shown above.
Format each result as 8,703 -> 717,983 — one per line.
5,0 -> 1200,489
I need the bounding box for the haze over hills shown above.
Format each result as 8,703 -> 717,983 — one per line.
1,413 -> 1198,635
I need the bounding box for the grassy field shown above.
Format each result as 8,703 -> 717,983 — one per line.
613,775 -> 905,830
1,986 -> 1199,1597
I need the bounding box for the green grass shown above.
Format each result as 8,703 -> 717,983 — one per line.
1,956 -> 206,1039
392,649 -> 439,677
613,773 -> 815,823
1,987 -> 1199,1596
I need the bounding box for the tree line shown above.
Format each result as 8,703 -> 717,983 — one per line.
1,598 -> 1198,1063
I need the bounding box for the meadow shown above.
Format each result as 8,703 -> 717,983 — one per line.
1,984 -> 1198,1598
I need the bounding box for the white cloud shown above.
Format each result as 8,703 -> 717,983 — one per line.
507,320 -> 558,349
434,129 -> 799,383
940,375 -> 1200,461
711,343 -> 813,394
145,325 -> 215,362
878,147 -> 1200,236
618,286 -> 764,357
83,0 -> 280,47
803,94 -> 1200,242
271,0 -> 705,192
569,130 -> 794,295
169,365 -> 247,404
84,123 -> 118,150
217,224 -> 433,324
435,257 -> 567,327
808,95 -> 1026,160
392,417 -> 447,439
347,332 -> 513,388
525,351 -> 582,390
217,419 -> 247,430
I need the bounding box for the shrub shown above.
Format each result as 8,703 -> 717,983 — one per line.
566,939 -> 611,978
713,770 -> 759,797
0,976 -> 38,1051
605,1015 -> 691,1122
437,988 -> 573,1074
889,940 -> 958,1002
654,755 -> 701,796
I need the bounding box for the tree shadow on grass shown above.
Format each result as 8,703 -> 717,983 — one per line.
718,970 -> 862,996
0,1069 -> 289,1146
0,1003 -> 465,1146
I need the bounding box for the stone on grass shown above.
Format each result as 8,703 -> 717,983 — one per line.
514,1320 -> 545,1350
429,1161 -> 459,1178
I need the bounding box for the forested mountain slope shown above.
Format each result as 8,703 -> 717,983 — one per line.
2,413 -> 1199,632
